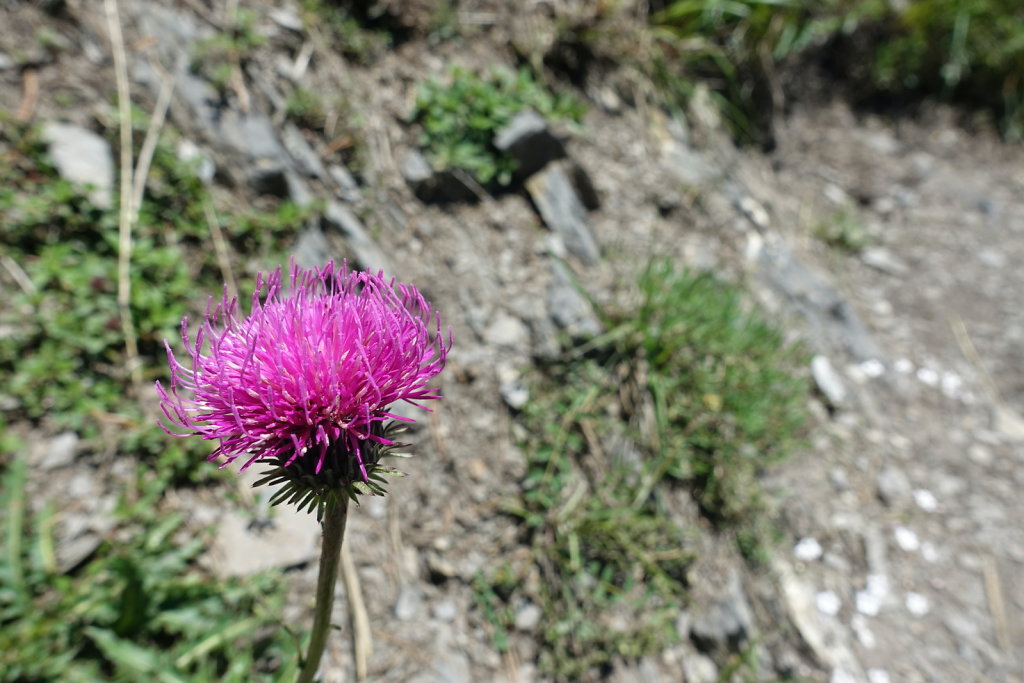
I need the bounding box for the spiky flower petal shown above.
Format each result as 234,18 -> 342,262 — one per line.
155,260 -> 449,489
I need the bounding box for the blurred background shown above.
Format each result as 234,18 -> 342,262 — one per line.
2,1 -> 1023,681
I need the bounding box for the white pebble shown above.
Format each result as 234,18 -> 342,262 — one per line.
941,372 -> 963,398
917,367 -> 939,386
831,669 -> 858,683
851,614 -> 876,648
795,537 -> 824,562
913,489 -> 938,511
816,590 -> 842,616
867,669 -> 892,683
856,590 -> 882,616
894,525 -> 920,552
920,542 -> 939,563
860,359 -> 886,378
906,592 -> 930,616
893,358 -> 914,374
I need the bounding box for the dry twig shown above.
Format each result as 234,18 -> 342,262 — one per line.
104,0 -> 144,392
340,540 -> 372,681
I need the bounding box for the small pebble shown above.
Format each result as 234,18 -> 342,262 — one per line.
867,670 -> 892,683
851,614 -> 876,648
893,358 -> 914,374
906,592 -> 930,616
860,359 -> 885,378
920,542 -> 939,563
794,537 -> 824,562
894,526 -> 920,552
913,489 -> 938,511
816,590 -> 842,616
917,367 -> 939,387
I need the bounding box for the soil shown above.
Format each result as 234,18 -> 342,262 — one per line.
1,2 -> 1022,682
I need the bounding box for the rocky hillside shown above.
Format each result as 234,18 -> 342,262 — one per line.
2,1 -> 1023,682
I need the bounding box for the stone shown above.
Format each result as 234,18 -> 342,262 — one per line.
754,242 -> 883,362
689,573 -> 754,654
497,363 -> 529,410
328,164 -> 361,202
401,150 -> 480,203
514,601 -> 542,632
322,200 -> 392,275
812,355 -> 848,408
209,505 -> 318,577
31,431 -> 79,470
393,584 -> 423,621
177,138 -> 215,184
483,314 -> 530,350
876,466 -> 912,507
41,122 -> 114,209
492,108 -> 566,180
433,599 -> 458,623
794,537 -> 824,562
682,653 -> 719,683
547,259 -> 601,338
284,170 -> 315,207
525,162 -> 600,266
860,247 -> 908,276
281,124 -> 327,179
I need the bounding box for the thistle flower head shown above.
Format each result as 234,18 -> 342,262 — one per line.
156,261 -> 449,506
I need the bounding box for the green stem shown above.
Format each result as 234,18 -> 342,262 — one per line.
296,496 -> 350,683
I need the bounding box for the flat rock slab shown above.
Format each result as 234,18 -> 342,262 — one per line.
41,122 -> 114,209
525,162 -> 600,266
210,503 -> 319,577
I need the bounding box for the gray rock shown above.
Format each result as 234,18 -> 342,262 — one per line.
433,599 -> 458,623
526,162 -> 600,266
876,466 -> 912,507
755,242 -> 883,362
393,584 -> 422,621
41,122 -> 114,209
281,123 -> 327,178
483,314 -> 530,350
217,109 -> 286,160
31,431 -> 78,470
401,150 -> 480,203
497,363 -> 530,410
514,601 -> 542,632
284,170 -> 315,207
812,355 -> 848,408
210,505 -> 319,577
547,259 -> 601,338
860,247 -> 908,276
690,573 -> 754,654
322,200 -> 392,275
492,108 -> 565,181
328,164 -> 361,202
682,653 -> 720,683
293,226 -> 333,270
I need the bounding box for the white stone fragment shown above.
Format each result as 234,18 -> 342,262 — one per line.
941,371 -> 963,398
860,359 -> 885,378
816,590 -> 842,616
894,526 -> 920,552
920,542 -> 939,563
893,358 -> 914,374
906,592 -> 930,616
795,537 -> 824,562
913,489 -> 938,511
831,669 -> 857,683
916,367 -> 939,386
868,669 -> 892,683
851,614 -> 876,648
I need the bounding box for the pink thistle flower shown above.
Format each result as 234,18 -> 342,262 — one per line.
155,261 -> 449,486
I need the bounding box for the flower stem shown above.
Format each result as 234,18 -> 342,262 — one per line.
297,496 -> 350,683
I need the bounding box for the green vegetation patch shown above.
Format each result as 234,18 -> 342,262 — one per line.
0,454 -> 295,682
411,66 -> 585,186
650,0 -> 1024,141
477,261 -> 809,679
0,114 -> 314,680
